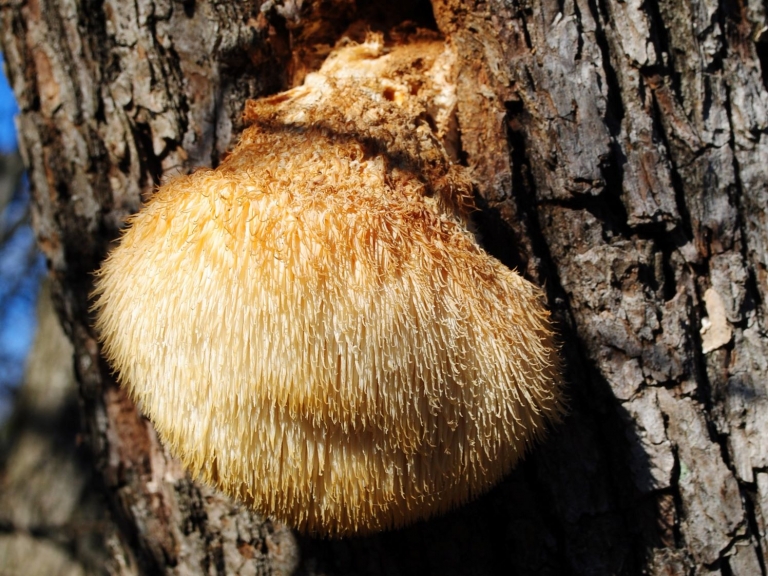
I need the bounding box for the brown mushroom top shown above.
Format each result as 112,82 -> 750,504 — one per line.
93,37 -> 564,536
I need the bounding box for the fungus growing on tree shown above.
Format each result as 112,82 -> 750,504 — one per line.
93,34 -> 564,536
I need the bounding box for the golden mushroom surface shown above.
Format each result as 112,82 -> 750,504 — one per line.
94,37 -> 563,536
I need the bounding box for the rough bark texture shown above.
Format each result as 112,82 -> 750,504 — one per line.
1,0 -> 767,574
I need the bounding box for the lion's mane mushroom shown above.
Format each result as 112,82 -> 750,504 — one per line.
93,35 -> 564,536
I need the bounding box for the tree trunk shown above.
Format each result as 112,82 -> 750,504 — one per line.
2,0 -> 767,573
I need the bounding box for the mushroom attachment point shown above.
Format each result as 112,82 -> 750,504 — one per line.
93,37 -> 564,536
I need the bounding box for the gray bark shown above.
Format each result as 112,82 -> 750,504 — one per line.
1,0 -> 767,574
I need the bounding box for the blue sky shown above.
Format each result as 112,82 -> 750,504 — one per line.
0,53 -> 18,153
0,52 -> 45,421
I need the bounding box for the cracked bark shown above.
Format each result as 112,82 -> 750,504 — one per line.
1,0 -> 767,574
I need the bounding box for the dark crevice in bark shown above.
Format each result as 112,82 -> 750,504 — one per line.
571,0 -> 584,62
666,445 -> 686,550
686,292 -> 715,411
755,39 -> 768,92
744,265 -> 765,320
210,91 -> 223,169
79,0 -> 113,86
142,9 -> 184,118
131,121 -> 164,188
116,131 -> 133,177
723,81 -> 766,319
631,223 -> 689,302
587,0 -> 624,133
540,191 -> 632,242
648,91 -> 695,245
182,0 -> 196,19
718,0 -> 742,76
644,0 -> 680,99
711,422 -> 736,472
168,50 -> 191,154
470,99 -> 537,275
587,0 -> 643,261
358,0 -> 437,32
743,484 -> 768,575
518,9 -> 533,51
634,91 -> 700,302
471,195 -> 530,275
499,104 -> 591,304
211,537 -> 226,576
661,245 -> 681,304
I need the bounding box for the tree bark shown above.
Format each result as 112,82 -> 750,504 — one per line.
1,0 -> 767,574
